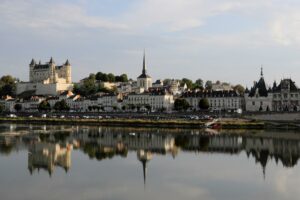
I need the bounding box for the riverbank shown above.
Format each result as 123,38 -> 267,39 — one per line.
0,117 -> 267,129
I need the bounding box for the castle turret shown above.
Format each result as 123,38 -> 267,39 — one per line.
64,59 -> 72,83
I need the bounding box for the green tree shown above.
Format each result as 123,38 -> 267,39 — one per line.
205,80 -> 213,90
233,84 -> 245,94
0,104 -> 4,113
174,98 -> 190,111
181,78 -> 193,89
107,73 -> 115,82
14,103 -> 22,112
199,98 -> 210,110
195,79 -> 203,87
0,75 -> 16,96
120,74 -> 128,82
145,104 -> 151,111
38,100 -> 51,112
54,100 -> 70,111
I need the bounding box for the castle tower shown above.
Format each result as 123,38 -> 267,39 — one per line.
64,59 -> 72,84
29,58 -> 36,82
137,51 -> 152,91
49,57 -> 56,83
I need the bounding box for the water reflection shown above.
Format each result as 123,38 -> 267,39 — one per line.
0,124 -> 300,182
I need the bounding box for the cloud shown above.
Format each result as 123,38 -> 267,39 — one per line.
0,0 -> 127,32
122,0 -> 244,32
270,12 -> 300,46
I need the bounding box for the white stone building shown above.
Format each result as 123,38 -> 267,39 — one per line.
182,90 -> 243,112
123,89 -> 174,112
245,69 -> 273,112
272,79 -> 300,111
16,58 -> 73,96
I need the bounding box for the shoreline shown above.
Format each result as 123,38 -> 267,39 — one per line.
0,117 -> 266,129
1,117 -> 300,130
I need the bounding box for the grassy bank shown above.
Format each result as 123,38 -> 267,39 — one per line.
0,117 -> 268,129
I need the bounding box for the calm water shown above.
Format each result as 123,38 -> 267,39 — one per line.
0,124 -> 300,200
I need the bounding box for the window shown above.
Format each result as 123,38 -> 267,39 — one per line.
252,101 -> 255,106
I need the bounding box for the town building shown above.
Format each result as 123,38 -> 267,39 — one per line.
16,58 -> 73,96
272,79 -> 300,111
245,68 -> 273,112
123,88 -> 174,112
182,90 -> 243,112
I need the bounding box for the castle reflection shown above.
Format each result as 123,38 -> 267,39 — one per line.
0,124 -> 300,182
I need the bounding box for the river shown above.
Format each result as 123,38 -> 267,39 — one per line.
0,124 -> 299,200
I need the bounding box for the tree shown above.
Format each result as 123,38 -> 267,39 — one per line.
145,104 -> 151,111
233,84 -> 245,94
120,74 -> 128,82
54,100 -> 70,111
107,73 -> 115,82
14,103 -> 22,112
199,98 -> 210,110
0,75 -> 16,97
38,100 -> 51,112
0,104 -> 4,113
181,78 -> 193,89
174,98 -> 190,111
205,80 -> 213,90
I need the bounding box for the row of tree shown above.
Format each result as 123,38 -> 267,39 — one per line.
13,100 -> 71,112
73,74 -> 117,96
175,78 -> 245,94
95,72 -> 128,82
174,98 -> 209,111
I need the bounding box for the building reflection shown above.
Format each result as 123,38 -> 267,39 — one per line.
28,142 -> 72,176
1,125 -> 300,180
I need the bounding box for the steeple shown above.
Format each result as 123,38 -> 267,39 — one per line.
260,66 -> 263,78
30,58 -> 36,66
142,50 -> 146,75
49,57 -> 55,64
65,59 -> 70,66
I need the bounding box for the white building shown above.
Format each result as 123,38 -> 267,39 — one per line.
245,69 -> 273,112
272,79 -> 300,111
16,58 -> 73,96
183,90 -> 243,112
123,89 -> 174,112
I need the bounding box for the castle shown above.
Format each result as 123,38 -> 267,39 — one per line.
16,58 -> 73,96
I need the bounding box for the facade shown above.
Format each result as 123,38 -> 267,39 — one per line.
16,58 -> 73,96
272,79 -> 300,111
137,52 -> 152,92
182,90 -> 243,112
123,89 -> 174,112
245,69 -> 273,112
245,69 -> 300,112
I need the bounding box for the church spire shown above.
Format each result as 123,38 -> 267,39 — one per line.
142,50 -> 146,75
260,65 -> 263,78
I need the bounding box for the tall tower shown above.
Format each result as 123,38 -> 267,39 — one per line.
137,51 -> 152,91
29,58 -> 36,82
64,59 -> 72,84
49,57 -> 56,83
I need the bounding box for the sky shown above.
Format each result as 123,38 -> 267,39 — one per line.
1,0 -> 300,88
